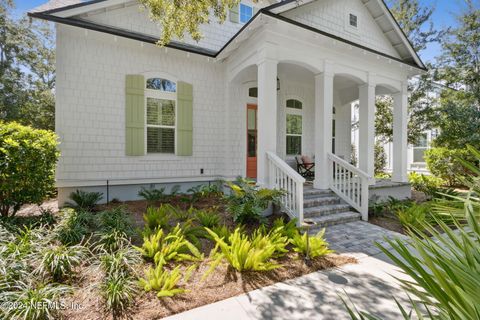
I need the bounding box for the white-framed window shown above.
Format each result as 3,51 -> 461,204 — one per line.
240,3 -> 253,23
145,77 -> 177,154
286,99 -> 303,156
413,132 -> 428,163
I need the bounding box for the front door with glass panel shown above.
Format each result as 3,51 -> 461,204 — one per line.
246,104 -> 257,179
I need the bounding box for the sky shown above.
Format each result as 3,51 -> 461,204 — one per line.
11,0 -> 477,64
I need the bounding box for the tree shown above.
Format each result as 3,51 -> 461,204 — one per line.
139,0 -> 241,45
0,1 -> 55,130
374,0 -> 442,145
432,1 -> 480,150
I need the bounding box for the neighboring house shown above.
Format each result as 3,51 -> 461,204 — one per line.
29,0 -> 426,226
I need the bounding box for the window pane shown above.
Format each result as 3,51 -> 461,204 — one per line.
147,127 -> 175,153
147,98 -> 175,126
240,4 -> 253,23
286,136 -> 301,155
415,133 -> 428,147
286,99 -> 302,109
146,78 -> 176,92
286,114 -> 302,134
248,87 -> 258,98
413,148 -> 426,163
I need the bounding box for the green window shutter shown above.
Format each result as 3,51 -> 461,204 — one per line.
125,74 -> 145,156
176,81 -> 193,156
229,5 -> 239,23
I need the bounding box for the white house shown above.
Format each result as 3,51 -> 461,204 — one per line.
30,0 -> 426,226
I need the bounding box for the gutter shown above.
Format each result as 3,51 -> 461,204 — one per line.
28,5 -> 427,71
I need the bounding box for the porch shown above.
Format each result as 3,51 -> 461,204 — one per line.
227,59 -> 410,226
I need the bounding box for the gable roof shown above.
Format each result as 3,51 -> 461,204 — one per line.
28,0 -> 426,70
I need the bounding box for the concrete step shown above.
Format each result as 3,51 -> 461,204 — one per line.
303,203 -> 351,218
303,188 -> 335,199
303,196 -> 342,208
305,211 -> 361,229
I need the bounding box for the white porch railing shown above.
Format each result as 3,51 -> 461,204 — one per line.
266,151 -> 306,226
327,152 -> 370,221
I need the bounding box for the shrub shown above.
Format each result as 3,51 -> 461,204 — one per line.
97,207 -> 135,237
139,264 -> 196,298
225,177 -> 284,224
2,282 -> 71,320
395,203 -> 431,230
408,172 -> 445,198
425,147 -> 473,186
374,141 -> 387,175
138,187 -> 166,203
203,226 -> 288,277
187,183 -> 223,204
343,146 -> 480,319
36,244 -> 88,282
98,246 -> 141,277
289,229 -> 333,259
55,209 -> 91,246
143,205 -> 172,234
95,229 -> 131,253
0,122 -> 59,217
195,209 -> 220,228
65,190 -> 103,211
101,272 -> 138,319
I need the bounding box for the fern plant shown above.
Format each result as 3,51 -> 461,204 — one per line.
143,205 -> 172,232
290,229 -> 333,259
195,209 -> 220,228
139,264 -> 196,298
65,190 -> 103,211
225,177 -> 284,224
203,226 -> 287,278
138,187 -> 166,203
135,226 -> 203,264
272,217 -> 299,239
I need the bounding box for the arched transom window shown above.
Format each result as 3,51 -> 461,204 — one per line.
145,77 -> 177,154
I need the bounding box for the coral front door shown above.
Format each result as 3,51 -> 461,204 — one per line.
246,104 -> 257,179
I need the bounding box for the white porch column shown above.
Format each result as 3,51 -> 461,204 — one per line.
256,56 -> 278,186
358,80 -> 376,183
335,103 -> 352,161
313,64 -> 334,190
392,83 -> 408,182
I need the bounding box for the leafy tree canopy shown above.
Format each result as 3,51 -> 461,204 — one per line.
0,0 -> 55,130
139,0 -> 241,46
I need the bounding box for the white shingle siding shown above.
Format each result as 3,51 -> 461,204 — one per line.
55,24 -> 231,184
79,0 -> 262,52
281,0 -> 401,59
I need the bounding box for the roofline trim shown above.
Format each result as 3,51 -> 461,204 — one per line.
28,12 -> 217,57
29,7 -> 426,71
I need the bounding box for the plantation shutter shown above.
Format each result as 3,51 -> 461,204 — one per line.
229,5 -> 239,23
125,74 -> 145,156
176,81 -> 193,156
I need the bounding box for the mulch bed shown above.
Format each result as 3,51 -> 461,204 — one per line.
60,196 -> 357,319
63,253 -> 356,320
369,216 -> 406,235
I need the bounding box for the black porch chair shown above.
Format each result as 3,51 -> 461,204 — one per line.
295,155 -> 315,180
